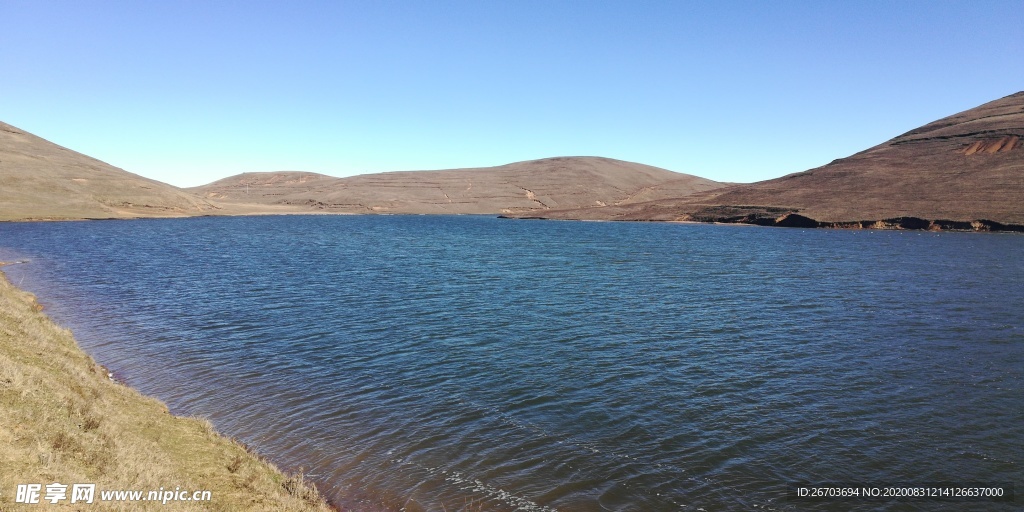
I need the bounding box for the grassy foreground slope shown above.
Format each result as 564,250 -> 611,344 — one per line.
0,269 -> 333,511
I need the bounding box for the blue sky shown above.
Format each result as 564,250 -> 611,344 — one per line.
2,0 -> 1022,187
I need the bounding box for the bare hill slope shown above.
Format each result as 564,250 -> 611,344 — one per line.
520,92 -> 1024,230
0,122 -> 217,221
190,157 -> 724,215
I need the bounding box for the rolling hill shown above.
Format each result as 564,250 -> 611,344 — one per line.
188,157 -> 725,215
0,121 -> 218,221
515,92 -> 1024,230
0,121 -> 723,220
5,90 -> 1021,229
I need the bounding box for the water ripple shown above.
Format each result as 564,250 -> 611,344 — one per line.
1,216 -> 1022,511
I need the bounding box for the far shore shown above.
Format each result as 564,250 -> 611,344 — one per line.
4,210 -> 1024,233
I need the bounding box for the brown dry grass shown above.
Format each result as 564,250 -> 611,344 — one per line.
0,269 -> 335,511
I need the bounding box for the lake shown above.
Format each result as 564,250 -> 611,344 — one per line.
0,215 -> 1021,511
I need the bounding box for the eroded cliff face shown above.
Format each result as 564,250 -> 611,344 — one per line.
960,135 -> 1021,155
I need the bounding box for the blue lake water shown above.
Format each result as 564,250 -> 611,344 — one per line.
0,215 -> 1021,511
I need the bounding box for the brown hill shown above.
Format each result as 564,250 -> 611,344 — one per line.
0,118 -> 721,220
191,171 -> 336,202
0,121 -> 218,221
517,92 -> 1024,230
189,157 -> 724,215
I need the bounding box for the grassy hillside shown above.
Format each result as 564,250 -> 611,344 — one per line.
0,122 -> 218,221
0,267 -> 334,511
2,117 -> 724,220
188,157 -> 724,214
509,92 -> 1024,230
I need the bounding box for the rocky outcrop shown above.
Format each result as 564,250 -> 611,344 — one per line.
685,213 -> 1024,232
507,206 -> 1024,232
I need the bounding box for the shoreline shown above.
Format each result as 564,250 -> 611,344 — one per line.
0,267 -> 338,511
3,210 -> 1024,233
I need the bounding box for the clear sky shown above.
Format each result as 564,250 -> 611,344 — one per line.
2,1 -> 1022,187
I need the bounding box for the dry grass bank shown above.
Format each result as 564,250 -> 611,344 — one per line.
0,268 -> 335,511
